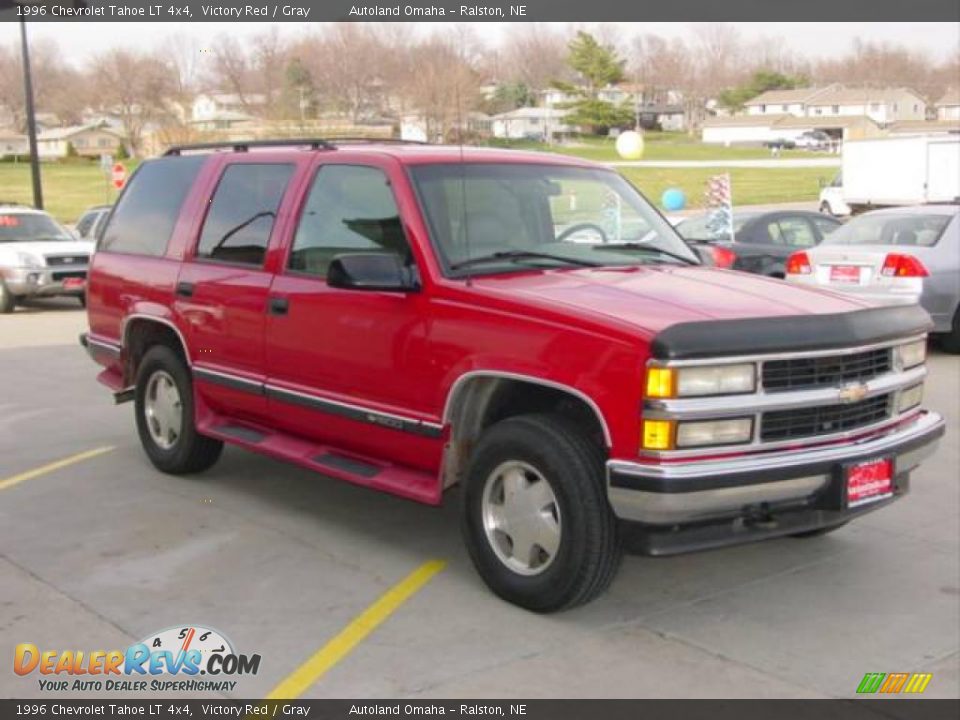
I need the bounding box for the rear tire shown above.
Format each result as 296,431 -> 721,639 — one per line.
938,308 -> 960,355
460,413 -> 621,612
0,281 -> 14,314
134,345 -> 223,474
819,202 -> 834,217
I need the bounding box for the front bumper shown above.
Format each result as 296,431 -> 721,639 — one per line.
607,410 -> 944,554
2,265 -> 88,297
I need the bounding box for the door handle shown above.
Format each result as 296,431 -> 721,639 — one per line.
175,281 -> 194,298
268,296 -> 289,315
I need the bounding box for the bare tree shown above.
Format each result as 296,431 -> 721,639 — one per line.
89,49 -> 176,156
499,24 -> 572,94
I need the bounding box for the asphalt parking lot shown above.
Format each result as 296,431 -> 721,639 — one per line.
2,299 -> 958,700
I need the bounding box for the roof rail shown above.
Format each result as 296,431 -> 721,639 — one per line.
0,200 -> 29,207
164,138 -> 336,156
163,137 -> 428,156
325,137 -> 429,146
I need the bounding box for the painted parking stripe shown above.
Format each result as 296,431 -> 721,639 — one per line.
0,446 -> 115,491
265,559 -> 446,700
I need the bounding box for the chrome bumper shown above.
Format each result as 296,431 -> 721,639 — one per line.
3,266 -> 87,296
608,410 -> 945,525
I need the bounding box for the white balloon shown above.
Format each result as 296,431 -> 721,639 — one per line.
616,131 -> 645,160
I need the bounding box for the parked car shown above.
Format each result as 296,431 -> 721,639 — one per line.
676,210 -> 841,276
795,130 -> 832,151
786,205 -> 960,352
764,138 -> 796,150
73,205 -> 112,241
81,140 -> 944,611
819,172 -> 851,217
0,203 -> 94,313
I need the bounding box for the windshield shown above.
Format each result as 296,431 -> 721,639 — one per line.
410,163 -> 699,276
677,214 -> 755,242
0,212 -> 72,243
822,212 -> 954,248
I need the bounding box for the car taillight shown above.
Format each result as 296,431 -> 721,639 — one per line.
786,251 -> 811,275
881,253 -> 929,278
711,246 -> 737,269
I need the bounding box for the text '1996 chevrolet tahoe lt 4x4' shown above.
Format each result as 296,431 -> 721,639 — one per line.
82,139 -> 945,611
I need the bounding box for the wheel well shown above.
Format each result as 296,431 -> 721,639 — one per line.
442,376 -> 608,488
122,318 -> 187,386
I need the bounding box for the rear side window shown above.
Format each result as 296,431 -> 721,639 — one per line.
100,157 -> 204,256
196,163 -> 294,266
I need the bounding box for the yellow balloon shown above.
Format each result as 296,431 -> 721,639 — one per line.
616,131 -> 645,160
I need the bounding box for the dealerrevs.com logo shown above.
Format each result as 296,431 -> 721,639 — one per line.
14,625 -> 261,693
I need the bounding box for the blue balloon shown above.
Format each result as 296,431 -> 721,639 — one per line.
662,188 -> 686,212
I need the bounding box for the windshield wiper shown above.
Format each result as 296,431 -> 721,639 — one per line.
451,250 -> 602,271
593,243 -> 699,266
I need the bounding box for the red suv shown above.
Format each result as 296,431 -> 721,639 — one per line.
82,140 -> 944,611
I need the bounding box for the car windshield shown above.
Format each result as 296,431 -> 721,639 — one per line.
0,212 -> 72,243
822,212 -> 954,248
676,213 -> 755,242
410,163 -> 699,276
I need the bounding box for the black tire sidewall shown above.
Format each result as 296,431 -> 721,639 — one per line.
461,416 -> 611,611
134,346 -> 198,471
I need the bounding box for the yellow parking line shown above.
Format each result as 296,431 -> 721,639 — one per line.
0,446 -> 115,491
265,559 -> 446,700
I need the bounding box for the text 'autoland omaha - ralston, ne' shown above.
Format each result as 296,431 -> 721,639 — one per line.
348,5 -> 527,17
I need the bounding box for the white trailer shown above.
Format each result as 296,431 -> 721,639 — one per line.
838,135 -> 960,213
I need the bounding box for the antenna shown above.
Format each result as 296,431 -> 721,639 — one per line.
455,76 -> 472,287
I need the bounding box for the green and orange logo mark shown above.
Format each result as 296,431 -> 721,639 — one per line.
857,672 -> 932,694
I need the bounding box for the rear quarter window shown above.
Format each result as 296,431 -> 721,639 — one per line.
99,156 -> 205,256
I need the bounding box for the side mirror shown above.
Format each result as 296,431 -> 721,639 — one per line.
327,252 -> 419,292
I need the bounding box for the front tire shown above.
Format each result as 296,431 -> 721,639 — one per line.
461,413 -> 621,612
134,345 -> 223,474
0,280 -> 14,314
938,308 -> 960,355
819,201 -> 835,217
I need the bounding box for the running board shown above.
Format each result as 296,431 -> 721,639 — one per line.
202,417 -> 440,505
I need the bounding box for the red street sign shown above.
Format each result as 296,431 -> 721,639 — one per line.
111,162 -> 127,190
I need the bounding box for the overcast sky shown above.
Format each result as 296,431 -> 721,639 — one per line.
1,21 -> 957,64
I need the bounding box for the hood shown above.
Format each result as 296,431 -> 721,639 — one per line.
472,264 -> 873,339
0,239 -> 94,259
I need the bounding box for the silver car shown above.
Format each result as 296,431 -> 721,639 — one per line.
786,205 -> 960,352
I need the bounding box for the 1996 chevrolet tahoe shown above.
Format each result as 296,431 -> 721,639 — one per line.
82,140 -> 945,611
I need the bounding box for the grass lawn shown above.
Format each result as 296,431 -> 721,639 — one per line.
0,160 -> 140,224
620,166 -> 826,209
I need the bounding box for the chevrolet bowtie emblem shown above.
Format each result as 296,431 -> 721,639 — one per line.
838,383 -> 869,403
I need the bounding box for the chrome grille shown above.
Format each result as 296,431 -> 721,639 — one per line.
45,255 -> 88,267
760,394 -> 892,442
762,348 -> 891,392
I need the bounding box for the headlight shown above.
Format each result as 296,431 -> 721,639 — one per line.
647,364 -> 756,398
676,417 -> 753,448
897,383 -> 924,413
895,340 -> 926,370
16,252 -> 43,269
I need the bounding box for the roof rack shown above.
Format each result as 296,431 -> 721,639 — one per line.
164,137 -> 428,156
164,138 -> 335,156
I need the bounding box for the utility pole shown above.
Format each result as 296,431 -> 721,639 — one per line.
18,13 -> 43,209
